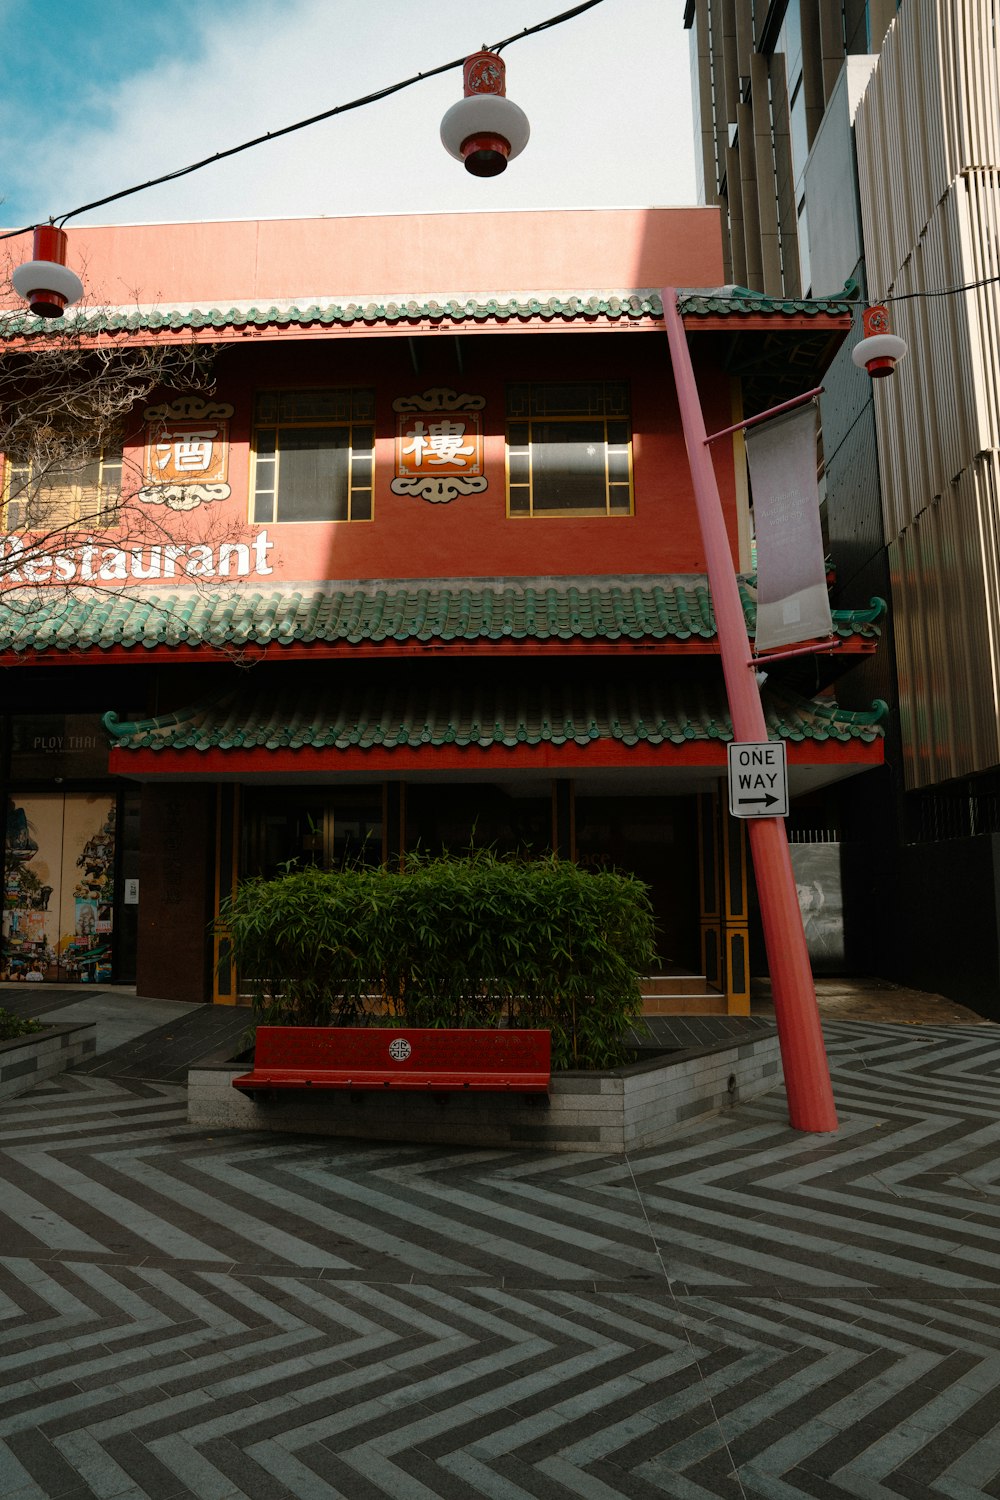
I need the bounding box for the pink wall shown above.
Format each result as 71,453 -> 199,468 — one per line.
3,208 -> 723,307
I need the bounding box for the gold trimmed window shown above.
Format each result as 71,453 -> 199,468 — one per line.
2,447 -> 123,531
251,388 -> 375,523
506,381 -> 633,517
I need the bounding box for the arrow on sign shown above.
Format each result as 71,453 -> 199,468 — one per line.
737,793 -> 780,808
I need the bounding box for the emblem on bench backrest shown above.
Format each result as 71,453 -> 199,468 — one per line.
388,1037 -> 413,1062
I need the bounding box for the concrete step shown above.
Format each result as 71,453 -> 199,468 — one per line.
640,971 -> 717,996
641,994 -> 728,1016
639,969 -> 726,1016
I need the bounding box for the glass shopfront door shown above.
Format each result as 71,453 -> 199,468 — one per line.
242,790 -> 384,878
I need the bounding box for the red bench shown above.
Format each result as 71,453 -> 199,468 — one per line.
232,1026 -> 551,1097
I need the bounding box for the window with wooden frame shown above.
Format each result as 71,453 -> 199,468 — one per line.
251,388 -> 376,523
506,381 -> 633,517
2,446 -> 123,531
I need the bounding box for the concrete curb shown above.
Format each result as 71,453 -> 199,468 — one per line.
188,1028 -> 783,1151
0,1021 -> 98,1100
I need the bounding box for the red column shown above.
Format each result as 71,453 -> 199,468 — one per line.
663,288 -> 838,1133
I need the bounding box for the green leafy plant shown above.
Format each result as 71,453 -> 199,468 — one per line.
0,1007 -> 45,1040
219,850 -> 655,1070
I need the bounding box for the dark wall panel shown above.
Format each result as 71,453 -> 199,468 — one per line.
136,784 -> 215,1005
895,835 -> 1000,1017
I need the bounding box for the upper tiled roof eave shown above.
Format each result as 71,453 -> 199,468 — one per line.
677,280 -> 858,321
0,577 -> 885,658
0,283 -> 859,344
0,290 -> 666,343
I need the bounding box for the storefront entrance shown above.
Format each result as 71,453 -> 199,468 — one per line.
216,780 -> 710,1001
241,789 -> 384,878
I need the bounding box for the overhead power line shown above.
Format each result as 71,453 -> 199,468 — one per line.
3,0 -> 997,318
879,273 -> 1000,304
700,276 -> 1000,314
0,0 -> 606,241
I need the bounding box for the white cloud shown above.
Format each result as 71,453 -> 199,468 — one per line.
5,0 -> 695,227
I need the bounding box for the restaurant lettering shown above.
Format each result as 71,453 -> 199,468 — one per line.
0,530 -> 275,582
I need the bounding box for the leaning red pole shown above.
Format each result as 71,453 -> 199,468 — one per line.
663,288 -> 838,1133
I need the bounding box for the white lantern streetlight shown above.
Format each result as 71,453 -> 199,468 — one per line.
11,225 -> 84,320
852,303 -> 908,378
440,50 -> 530,177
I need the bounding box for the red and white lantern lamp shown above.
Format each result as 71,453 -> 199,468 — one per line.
8,56 -> 527,320
851,303 -> 907,379
12,225 -> 84,319
440,50 -> 530,177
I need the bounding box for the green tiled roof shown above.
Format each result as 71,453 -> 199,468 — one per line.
0,578 -> 885,655
679,281 -> 858,318
0,285 -> 856,341
737,579 -> 885,641
103,680 -> 887,754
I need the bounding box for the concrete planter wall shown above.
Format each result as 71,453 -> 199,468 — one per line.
0,1023 -> 98,1101
188,1029 -> 782,1153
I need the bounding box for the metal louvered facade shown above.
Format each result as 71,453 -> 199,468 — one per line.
684,1 -> 901,298
683,0 -> 1000,793
855,0 -> 1000,787
680,2 -> 1000,1010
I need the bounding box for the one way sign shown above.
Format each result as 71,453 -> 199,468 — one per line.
727,741 -> 789,818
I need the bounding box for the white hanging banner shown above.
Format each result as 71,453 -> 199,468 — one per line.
745,403 -> 832,651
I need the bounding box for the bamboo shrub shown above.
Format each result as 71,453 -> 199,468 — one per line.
220,851 -> 655,1070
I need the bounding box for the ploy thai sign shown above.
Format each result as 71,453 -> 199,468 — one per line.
139,396 -> 233,511
391,387 -> 486,503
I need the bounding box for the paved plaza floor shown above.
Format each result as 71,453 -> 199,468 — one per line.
0,984 -> 999,1498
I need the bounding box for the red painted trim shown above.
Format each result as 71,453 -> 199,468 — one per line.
108,738 -> 883,778
0,310 -> 853,355
0,318 -> 666,353
3,640 -> 719,667
3,638 -> 877,668
681,314 -> 852,332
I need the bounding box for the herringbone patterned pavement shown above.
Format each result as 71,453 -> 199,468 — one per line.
1,1021 -> 999,1499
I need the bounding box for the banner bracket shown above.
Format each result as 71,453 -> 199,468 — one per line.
748,637 -> 842,666
704,386 -> 824,446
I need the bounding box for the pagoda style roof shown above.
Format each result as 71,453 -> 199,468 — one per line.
0,577 -> 885,660
677,282 -> 860,414
103,677 -> 886,757
0,285 -> 857,417
678,283 -> 857,319
0,286 -> 856,343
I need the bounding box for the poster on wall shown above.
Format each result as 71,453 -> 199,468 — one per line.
2,794 -> 116,982
790,841 -> 845,973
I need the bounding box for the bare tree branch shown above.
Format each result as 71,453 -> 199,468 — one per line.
0,263 -> 263,660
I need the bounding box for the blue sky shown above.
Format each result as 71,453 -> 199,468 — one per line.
1,0 -> 696,230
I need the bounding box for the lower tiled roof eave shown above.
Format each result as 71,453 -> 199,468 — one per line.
108,735 -> 883,782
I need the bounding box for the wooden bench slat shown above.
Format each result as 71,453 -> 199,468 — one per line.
234,1070 -> 549,1092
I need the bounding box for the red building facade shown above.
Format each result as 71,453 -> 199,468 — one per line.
0,210 -> 884,1009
